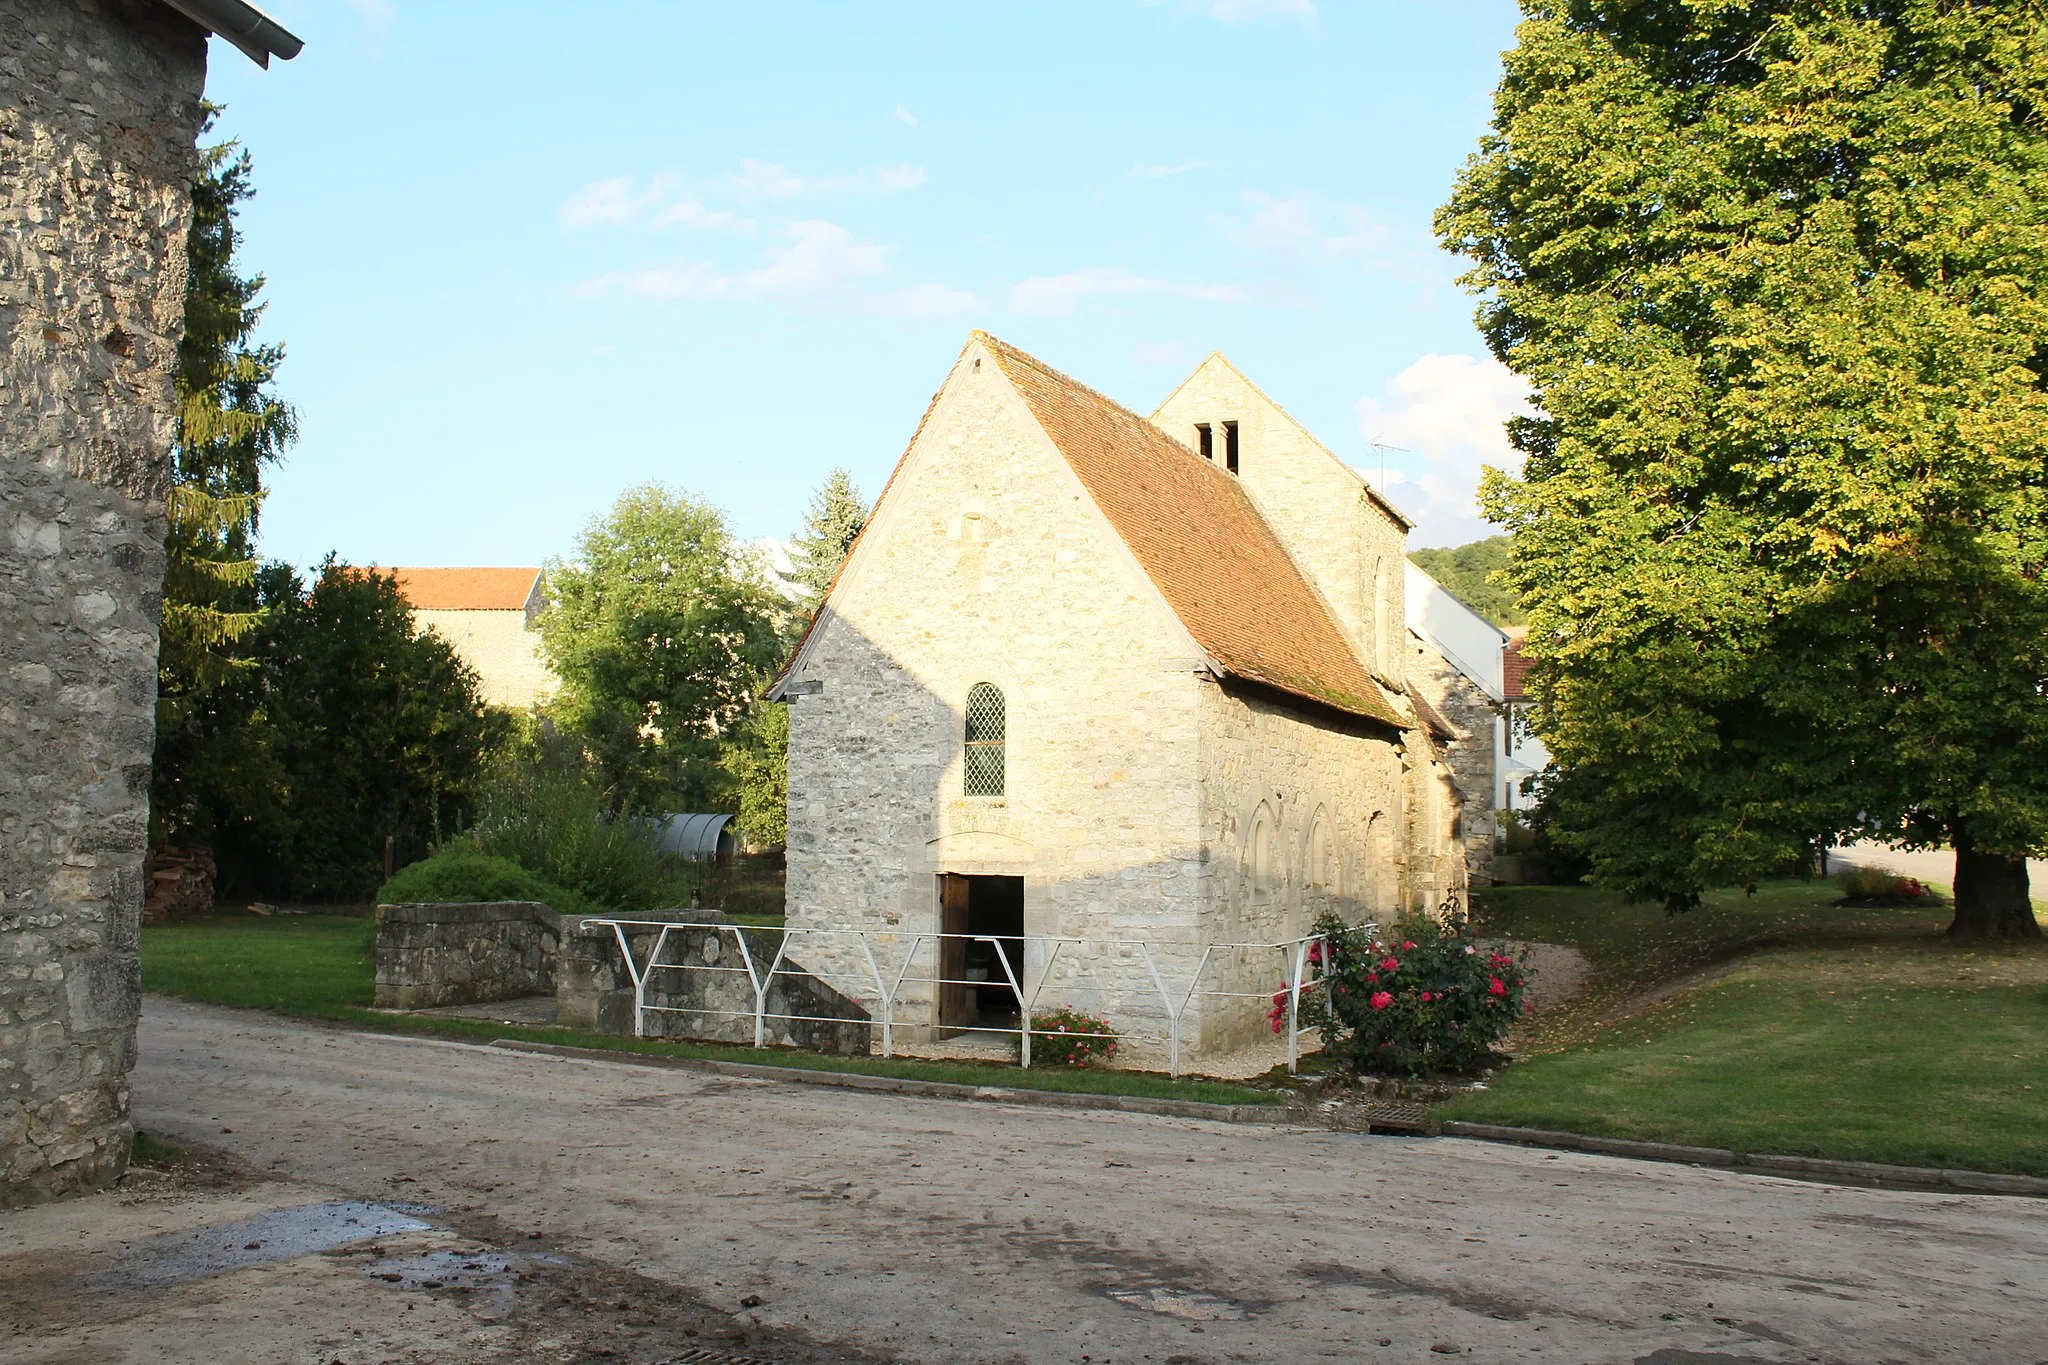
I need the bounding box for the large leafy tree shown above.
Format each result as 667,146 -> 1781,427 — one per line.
1441,1 -> 2048,937
216,562 -> 500,900
782,467 -> 866,621
151,116 -> 297,849
540,484 -> 782,810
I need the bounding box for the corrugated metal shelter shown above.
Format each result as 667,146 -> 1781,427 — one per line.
656,813 -> 736,862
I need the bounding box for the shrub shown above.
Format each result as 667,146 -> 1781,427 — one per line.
1307,910 -> 1531,1078
1028,1008 -> 1118,1068
468,755 -> 695,911
374,846 -> 605,919
1834,865 -> 1935,904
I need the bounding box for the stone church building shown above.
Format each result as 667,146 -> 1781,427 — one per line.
769,333 -> 1467,1056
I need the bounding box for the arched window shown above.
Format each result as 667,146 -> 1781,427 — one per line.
964,683 -> 1006,796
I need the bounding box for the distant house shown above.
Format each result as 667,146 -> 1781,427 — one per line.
388,567 -> 558,710
1404,562 -> 1510,882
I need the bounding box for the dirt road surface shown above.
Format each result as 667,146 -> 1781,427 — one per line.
99,999 -> 2048,1363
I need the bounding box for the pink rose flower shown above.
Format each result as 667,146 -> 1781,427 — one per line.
1489,976 -> 1507,997
1369,991 -> 1394,1011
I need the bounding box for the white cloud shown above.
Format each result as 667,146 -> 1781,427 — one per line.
1159,0 -> 1316,23
1355,353 -> 1531,547
822,164 -> 927,195
572,221 -> 968,316
887,282 -> 981,317
743,220 -> 890,294
1131,159 -> 1207,179
1133,339 -> 1191,366
558,174 -> 755,232
1227,189 -> 1393,265
894,103 -> 919,127
1008,266 -> 1245,318
572,259 -> 732,301
560,158 -> 924,233
731,158 -> 806,200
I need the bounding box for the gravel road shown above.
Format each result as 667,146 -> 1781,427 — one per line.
131,997 -> 2048,1364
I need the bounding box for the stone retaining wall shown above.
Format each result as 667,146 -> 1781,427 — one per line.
373,902 -> 562,1009
557,912 -> 871,1054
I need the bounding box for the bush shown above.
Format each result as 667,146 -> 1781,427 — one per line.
468,755 -> 695,911
374,846 -> 605,919
1028,1008 -> 1118,1068
1307,910 -> 1531,1078
1834,865 -> 1935,904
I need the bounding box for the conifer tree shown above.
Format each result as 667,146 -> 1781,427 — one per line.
783,468 -> 866,618
151,114 -> 297,847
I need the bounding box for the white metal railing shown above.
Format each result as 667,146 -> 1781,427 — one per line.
581,920 -> 1352,1078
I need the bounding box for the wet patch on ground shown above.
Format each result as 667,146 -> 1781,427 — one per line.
0,1142 -> 899,1365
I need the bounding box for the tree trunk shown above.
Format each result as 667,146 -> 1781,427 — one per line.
1947,837 -> 2043,940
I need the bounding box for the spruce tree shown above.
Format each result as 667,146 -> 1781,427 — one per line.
784,468 -> 866,618
151,114 -> 297,849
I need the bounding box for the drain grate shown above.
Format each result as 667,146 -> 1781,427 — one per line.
658,1349 -> 788,1365
1362,1102 -> 1431,1132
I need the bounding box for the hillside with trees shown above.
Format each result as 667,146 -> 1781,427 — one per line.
1408,535 -> 1522,627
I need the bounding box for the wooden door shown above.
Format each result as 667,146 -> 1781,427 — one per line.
938,874 -> 971,1029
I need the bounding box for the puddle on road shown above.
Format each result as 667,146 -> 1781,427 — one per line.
83,1201 -> 431,1292
1101,1284 -> 1249,1320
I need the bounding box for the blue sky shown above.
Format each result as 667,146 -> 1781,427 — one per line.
205,0 -> 1528,571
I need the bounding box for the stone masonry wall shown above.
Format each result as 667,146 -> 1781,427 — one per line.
557,913 -> 870,1054
413,608 -> 558,711
1194,682 -> 1408,1052
783,336 -> 1210,1051
1,0 -> 206,1206
373,902 -> 562,1010
1407,631 -> 1499,885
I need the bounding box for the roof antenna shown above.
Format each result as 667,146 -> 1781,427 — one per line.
1369,435 -> 1408,495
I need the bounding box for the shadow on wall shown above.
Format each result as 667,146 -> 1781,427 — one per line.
768,611 -> 1434,1058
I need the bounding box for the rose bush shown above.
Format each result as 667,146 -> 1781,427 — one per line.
1028,1007 -> 1118,1067
1301,909 -> 1530,1077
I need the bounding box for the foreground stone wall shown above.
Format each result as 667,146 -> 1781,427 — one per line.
373,902 -> 563,1009
1,0 -> 206,1206
558,913 -> 870,1054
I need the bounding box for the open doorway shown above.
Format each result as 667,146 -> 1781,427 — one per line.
937,873 -> 1025,1032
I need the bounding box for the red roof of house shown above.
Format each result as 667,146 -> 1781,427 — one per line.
1502,638 -> 1533,701
981,334 -> 1401,726
387,567 -> 540,612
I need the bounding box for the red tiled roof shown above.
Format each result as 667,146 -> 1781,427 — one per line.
981,334 -> 1401,726
1502,639 -> 1533,701
387,567 -> 540,612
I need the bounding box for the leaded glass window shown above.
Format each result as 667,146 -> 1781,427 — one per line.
963,683 -> 1005,797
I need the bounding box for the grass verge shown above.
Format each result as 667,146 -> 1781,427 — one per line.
141,914 -> 1276,1108
1453,882 -> 2048,1174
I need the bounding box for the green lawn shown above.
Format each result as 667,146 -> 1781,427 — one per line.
141,913 -> 1275,1108
1451,882 -> 2048,1174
